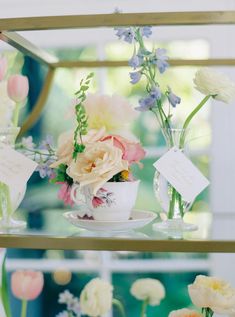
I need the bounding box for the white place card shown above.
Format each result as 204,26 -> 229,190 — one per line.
153,147 -> 209,202
0,144 -> 38,190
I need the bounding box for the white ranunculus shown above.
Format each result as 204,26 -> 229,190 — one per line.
188,275 -> 235,314
194,68 -> 235,103
80,278 -> 113,317
0,81 -> 15,127
130,278 -> 165,306
168,308 -> 202,317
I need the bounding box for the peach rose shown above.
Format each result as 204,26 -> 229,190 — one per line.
168,308 -> 202,317
51,127 -> 106,168
11,270 -> 44,301
67,139 -> 128,194
102,135 -> 145,165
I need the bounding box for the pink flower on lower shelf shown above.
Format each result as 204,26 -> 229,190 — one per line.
7,74 -> 29,103
11,270 -> 44,301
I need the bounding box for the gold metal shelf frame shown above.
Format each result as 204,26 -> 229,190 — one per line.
1,11 -> 235,135
0,234 -> 235,253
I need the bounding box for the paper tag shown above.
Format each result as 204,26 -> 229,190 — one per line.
0,144 -> 38,190
153,147 -> 209,202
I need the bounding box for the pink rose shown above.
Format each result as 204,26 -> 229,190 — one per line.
0,57 -> 7,81
11,270 -> 44,301
58,182 -> 74,207
102,135 -> 145,165
7,74 -> 29,103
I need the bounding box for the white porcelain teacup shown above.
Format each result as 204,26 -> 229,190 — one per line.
70,180 -> 140,221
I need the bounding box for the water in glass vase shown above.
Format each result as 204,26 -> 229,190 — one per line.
0,127 -> 26,230
153,128 -> 198,238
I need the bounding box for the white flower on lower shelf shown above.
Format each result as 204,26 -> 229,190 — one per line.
194,68 -> 235,103
80,278 -> 113,317
188,275 -> 235,314
130,278 -> 165,306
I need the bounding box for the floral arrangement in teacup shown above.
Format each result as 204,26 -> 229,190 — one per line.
19,73 -> 145,221
0,55 -> 29,128
114,26 -> 235,223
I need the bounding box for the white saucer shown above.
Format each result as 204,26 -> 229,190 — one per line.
63,210 -> 157,232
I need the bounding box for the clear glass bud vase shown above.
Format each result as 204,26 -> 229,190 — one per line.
0,127 -> 26,230
153,128 -> 198,238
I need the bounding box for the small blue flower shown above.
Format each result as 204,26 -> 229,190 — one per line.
114,27 -> 126,39
21,136 -> 35,149
123,28 -> 135,43
36,159 -> 54,178
140,26 -> 152,38
150,86 -> 161,100
167,88 -> 181,107
156,59 -> 169,74
128,54 -> 143,69
130,71 -> 142,84
115,27 -> 135,43
39,135 -> 54,150
114,7 -> 122,14
56,311 -> 69,317
152,48 -> 169,73
135,96 -> 156,112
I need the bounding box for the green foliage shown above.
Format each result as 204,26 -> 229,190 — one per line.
50,164 -> 73,186
109,172 -> 125,182
73,72 -> 94,160
0,255 -> 11,317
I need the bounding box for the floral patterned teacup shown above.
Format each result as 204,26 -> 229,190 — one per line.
71,181 -> 140,221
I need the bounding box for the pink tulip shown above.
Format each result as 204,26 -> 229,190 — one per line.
102,135 -> 146,165
11,270 -> 44,301
7,74 -> 29,103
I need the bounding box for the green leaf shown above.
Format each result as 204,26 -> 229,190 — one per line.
72,72 -> 93,159
1,255 -> 11,317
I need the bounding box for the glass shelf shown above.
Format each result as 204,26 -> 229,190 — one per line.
0,210 -> 234,252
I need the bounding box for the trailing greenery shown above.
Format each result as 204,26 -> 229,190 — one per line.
73,72 -> 94,160
50,164 -> 73,185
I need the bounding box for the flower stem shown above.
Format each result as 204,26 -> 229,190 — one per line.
202,307 -> 214,317
0,182 -> 12,223
112,298 -> 126,317
21,300 -> 27,317
180,95 -> 211,148
13,103 -> 20,127
140,299 -> 148,317
168,187 -> 176,219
